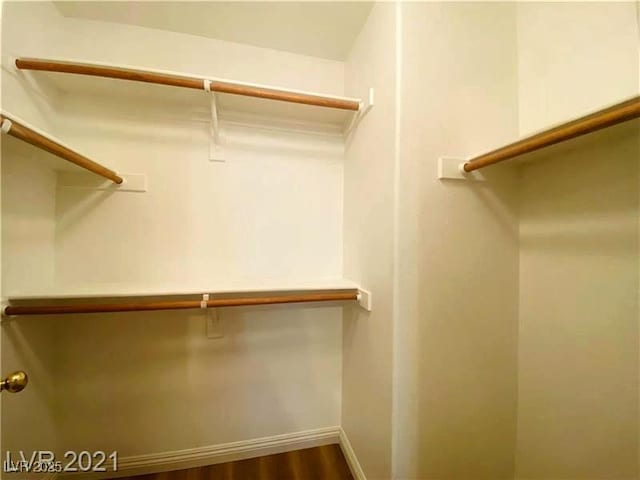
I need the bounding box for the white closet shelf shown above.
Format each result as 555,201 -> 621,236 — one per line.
439,95 -> 640,179
2,280 -> 372,316
4,279 -> 360,300
0,110 -> 122,183
14,57 -> 363,131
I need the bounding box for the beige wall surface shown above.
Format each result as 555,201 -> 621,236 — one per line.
516,1 -> 639,136
342,3 -> 397,479
2,2 -> 639,478
1,143 -> 58,475
516,125 -> 639,480
56,305 -> 343,455
394,3 -> 520,479
515,3 -> 639,478
2,143 -> 59,478
1,2 -> 63,473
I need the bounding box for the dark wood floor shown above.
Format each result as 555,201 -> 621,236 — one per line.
112,444 -> 353,480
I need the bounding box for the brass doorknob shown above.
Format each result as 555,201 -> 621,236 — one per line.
0,371 -> 28,393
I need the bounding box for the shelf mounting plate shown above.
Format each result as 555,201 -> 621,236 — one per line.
438,157 -> 485,181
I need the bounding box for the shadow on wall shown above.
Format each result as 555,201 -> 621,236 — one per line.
49,302 -> 341,457
408,120 -> 639,479
55,187 -> 116,234
2,316 -> 58,457
18,77 -> 347,163
1,61 -> 64,129
519,122 -> 639,255
415,158 -> 520,479
515,121 -> 639,479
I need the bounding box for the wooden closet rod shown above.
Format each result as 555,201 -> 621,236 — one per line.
0,114 -> 123,184
3,291 -> 358,316
15,58 -> 361,111
463,95 -> 640,172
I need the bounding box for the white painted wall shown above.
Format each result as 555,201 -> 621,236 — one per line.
3,1 -> 347,295
2,140 -> 57,294
393,3 -> 520,478
1,2 -> 64,130
54,97 -> 344,291
516,1 -> 638,136
2,1 -> 347,463
53,1 -> 374,62
342,4 -> 397,479
391,4 -> 639,479
1,1 -> 64,293
1,3 -> 62,474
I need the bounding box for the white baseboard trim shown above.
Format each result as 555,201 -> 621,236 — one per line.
339,428 -> 366,480
58,426 -> 340,479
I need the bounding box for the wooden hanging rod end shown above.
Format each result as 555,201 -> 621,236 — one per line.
1,304 -> 14,318
1,118 -> 13,134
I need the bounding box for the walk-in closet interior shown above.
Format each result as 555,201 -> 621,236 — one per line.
1,2 -> 638,479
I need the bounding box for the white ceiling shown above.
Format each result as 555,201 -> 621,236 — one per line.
53,1 -> 374,61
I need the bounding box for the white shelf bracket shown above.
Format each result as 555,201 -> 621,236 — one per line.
57,172 -> 147,192
1,119 -> 13,134
343,87 -> 374,137
437,157 -> 485,181
207,87 -> 225,162
356,288 -> 372,312
200,293 -> 210,309
200,294 -> 223,339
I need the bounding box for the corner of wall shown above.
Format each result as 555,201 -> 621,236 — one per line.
342,3 -> 398,479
